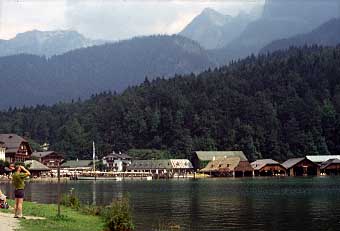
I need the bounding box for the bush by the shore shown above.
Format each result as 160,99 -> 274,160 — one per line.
62,190 -> 134,231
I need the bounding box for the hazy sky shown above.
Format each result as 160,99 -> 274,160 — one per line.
0,0 -> 264,40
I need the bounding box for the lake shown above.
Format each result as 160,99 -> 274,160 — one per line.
2,177 -> 340,230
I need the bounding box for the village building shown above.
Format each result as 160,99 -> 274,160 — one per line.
169,159 -> 194,176
0,142 -> 5,161
61,160 -> 93,171
127,159 -> 193,177
191,151 -> 248,170
282,157 -> 320,176
306,155 -> 340,164
24,159 -> 51,177
102,152 -> 132,172
32,151 -> 64,168
200,156 -> 253,177
251,159 -> 286,176
0,134 -> 33,163
320,159 -> 340,175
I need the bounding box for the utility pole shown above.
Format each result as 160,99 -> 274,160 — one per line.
57,163 -> 61,217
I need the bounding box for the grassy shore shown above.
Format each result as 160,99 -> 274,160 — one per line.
5,200 -> 105,231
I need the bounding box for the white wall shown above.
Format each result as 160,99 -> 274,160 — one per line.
0,147 -> 5,161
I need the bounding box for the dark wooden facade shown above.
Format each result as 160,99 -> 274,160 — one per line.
251,159 -> 286,176
32,151 -> 64,168
0,134 -> 32,163
320,159 -> 340,175
282,157 -> 320,176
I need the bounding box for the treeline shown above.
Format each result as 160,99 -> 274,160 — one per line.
1,45 -> 340,161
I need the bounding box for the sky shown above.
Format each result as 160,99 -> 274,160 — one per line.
0,0 -> 264,41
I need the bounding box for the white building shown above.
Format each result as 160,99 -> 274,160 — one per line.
0,142 -> 5,161
102,152 -> 132,172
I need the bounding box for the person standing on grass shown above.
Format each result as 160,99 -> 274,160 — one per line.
12,165 -> 30,218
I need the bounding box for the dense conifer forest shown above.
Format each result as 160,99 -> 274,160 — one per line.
1,45 -> 340,161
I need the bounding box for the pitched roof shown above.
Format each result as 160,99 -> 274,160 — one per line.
127,159 -> 172,170
103,152 -> 132,160
25,160 -> 50,171
281,157 -> 306,169
201,157 -> 253,173
32,151 -> 62,158
0,134 -> 30,153
61,160 -> 93,168
194,151 -> 248,161
201,157 -> 241,172
170,159 -> 193,169
251,159 -> 280,170
306,155 -> 340,163
320,158 -> 340,169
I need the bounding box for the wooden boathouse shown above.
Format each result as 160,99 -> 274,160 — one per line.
320,159 -> 340,175
282,157 -> 320,176
192,151 -> 248,170
251,159 -> 286,176
200,156 -> 253,177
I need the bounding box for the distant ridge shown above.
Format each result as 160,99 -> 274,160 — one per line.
211,0 -> 339,64
260,18 -> 340,53
0,30 -> 106,57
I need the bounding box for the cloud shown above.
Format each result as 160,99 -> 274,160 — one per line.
0,0 -> 66,39
64,0 -> 264,40
0,0 -> 264,40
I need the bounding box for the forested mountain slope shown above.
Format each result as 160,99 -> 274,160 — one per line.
0,35 -> 213,109
1,46 -> 340,161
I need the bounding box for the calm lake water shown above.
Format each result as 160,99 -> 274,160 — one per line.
2,177 -> 340,231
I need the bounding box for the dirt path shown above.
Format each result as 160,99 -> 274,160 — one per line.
0,211 -> 45,231
0,212 -> 19,231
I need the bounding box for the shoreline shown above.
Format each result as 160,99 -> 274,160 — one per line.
0,199 -> 105,231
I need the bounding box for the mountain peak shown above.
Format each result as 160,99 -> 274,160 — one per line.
199,8 -> 230,25
201,8 -> 221,16
180,8 -> 251,49
0,29 -> 106,57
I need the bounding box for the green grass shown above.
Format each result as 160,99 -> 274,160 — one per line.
6,200 -> 106,231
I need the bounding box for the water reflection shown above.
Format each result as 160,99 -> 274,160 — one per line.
2,177 -> 340,230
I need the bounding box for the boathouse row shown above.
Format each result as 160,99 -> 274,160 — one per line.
194,152 -> 340,177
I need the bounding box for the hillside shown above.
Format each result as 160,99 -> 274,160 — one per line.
260,18 -> 340,53
1,46 -> 340,161
0,35 -> 214,109
0,30 -> 106,57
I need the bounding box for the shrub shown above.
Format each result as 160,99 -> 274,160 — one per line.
61,188 -> 80,209
101,196 -> 134,231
